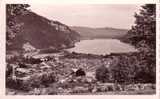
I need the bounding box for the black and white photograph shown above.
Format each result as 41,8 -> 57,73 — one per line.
5,3 -> 156,95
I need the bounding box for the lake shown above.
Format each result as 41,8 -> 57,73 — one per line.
67,39 -> 137,55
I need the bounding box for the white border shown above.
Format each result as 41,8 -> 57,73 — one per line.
0,0 -> 159,99
156,4 -> 160,99
0,0 -> 158,4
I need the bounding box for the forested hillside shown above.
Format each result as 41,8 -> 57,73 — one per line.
6,4 -> 80,52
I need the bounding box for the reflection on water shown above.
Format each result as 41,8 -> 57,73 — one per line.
67,39 -> 137,55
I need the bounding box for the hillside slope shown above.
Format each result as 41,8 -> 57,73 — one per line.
70,26 -> 128,39
7,11 -> 80,51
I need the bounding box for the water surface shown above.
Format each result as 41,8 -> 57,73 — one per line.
67,39 -> 137,55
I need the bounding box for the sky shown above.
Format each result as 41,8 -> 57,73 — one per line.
29,4 -> 142,29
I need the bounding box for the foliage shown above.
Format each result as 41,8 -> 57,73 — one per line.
111,56 -> 131,83
6,71 -> 57,91
95,65 -> 110,83
122,4 -> 156,83
109,54 -> 138,84
6,4 -> 30,46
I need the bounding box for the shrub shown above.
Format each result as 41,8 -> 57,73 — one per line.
95,65 -> 110,83
29,72 -> 58,87
6,77 -> 31,91
6,71 -> 58,91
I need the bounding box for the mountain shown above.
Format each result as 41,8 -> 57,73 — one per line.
70,26 -> 128,39
7,11 -> 80,51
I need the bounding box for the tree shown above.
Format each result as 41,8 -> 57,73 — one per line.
6,4 -> 30,47
124,4 -> 156,83
95,65 -> 110,83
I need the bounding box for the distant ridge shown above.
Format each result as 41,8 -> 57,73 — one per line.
70,26 -> 128,39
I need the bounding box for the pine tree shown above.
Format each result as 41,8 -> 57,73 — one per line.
124,4 -> 156,83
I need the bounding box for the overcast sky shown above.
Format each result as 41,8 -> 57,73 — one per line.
29,4 -> 142,29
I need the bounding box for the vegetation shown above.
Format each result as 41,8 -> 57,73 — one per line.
6,4 -> 80,51
95,4 -> 156,84
6,4 -> 30,48
6,53 -> 156,95
123,4 -> 156,83
6,4 -> 156,95
95,65 -> 110,83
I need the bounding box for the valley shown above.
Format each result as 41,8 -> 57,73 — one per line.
6,4 -> 156,95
